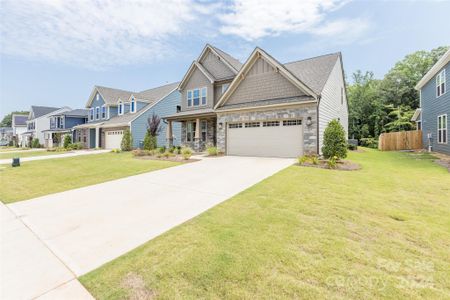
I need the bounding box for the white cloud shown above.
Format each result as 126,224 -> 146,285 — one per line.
218,0 -> 368,42
0,0 -> 213,69
311,18 -> 371,44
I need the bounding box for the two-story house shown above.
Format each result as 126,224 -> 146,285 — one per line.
73,83 -> 181,149
414,49 -> 449,155
11,114 -> 28,146
43,109 -> 88,148
165,44 -> 348,158
21,106 -> 70,147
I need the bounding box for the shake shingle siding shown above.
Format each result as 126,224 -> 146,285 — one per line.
131,90 -> 181,148
318,59 -> 348,152
420,61 -> 450,154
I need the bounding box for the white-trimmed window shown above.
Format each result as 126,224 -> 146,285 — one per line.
131,97 -> 136,113
436,69 -> 446,97
90,108 -> 94,121
96,107 -> 100,120
118,100 -> 124,115
187,87 -> 207,107
96,93 -> 100,101
438,114 -> 447,144
186,121 -> 196,142
201,120 -> 207,142
101,105 -> 106,119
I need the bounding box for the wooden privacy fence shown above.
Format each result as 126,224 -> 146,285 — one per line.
378,130 -> 423,151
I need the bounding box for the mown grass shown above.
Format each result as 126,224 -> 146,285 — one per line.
0,152 -> 180,203
80,149 -> 450,299
0,149 -> 65,159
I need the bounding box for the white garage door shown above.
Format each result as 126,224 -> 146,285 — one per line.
227,119 -> 303,158
105,130 -> 124,149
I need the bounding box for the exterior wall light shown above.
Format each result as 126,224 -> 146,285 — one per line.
218,122 -> 223,130
306,117 -> 312,126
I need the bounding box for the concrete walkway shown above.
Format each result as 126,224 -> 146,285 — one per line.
2,156 -> 292,298
0,149 -> 110,165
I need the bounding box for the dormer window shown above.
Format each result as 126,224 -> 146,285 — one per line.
131,97 -> 136,113
118,100 -> 124,115
436,69 -> 446,97
96,93 -> 100,101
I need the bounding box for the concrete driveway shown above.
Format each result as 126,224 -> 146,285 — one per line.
2,156 -> 293,299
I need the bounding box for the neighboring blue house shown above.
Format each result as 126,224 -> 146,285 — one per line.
73,82 -> 181,149
43,109 -> 88,148
414,49 -> 449,155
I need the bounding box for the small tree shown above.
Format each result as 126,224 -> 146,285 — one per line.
63,134 -> 72,149
144,113 -> 161,150
322,119 -> 347,159
121,128 -> 133,151
143,131 -> 157,150
31,138 -> 40,148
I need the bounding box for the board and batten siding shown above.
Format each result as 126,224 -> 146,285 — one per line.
131,90 -> 181,148
420,61 -> 450,154
318,58 -> 348,153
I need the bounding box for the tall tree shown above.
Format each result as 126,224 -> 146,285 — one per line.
378,46 -> 448,109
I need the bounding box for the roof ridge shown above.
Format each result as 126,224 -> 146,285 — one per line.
283,52 -> 340,65
95,85 -> 135,93
138,81 -> 180,94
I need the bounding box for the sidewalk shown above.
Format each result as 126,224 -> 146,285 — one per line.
0,149 -> 110,165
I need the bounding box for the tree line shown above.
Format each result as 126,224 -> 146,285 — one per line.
347,46 -> 448,145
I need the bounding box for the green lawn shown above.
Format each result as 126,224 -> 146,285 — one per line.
0,153 -> 180,203
0,150 -> 65,159
80,149 -> 450,299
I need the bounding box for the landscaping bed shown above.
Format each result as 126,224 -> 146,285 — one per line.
298,158 -> 361,171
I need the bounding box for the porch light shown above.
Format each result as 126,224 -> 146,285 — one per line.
306,117 -> 312,126
218,122 -> 223,130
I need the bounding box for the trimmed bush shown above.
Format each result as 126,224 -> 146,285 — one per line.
121,129 -> 133,151
322,120 -> 347,159
207,146 -> 218,156
181,147 -> 193,160
360,137 -> 378,149
31,138 -> 40,148
143,131 -> 157,150
327,156 -> 338,169
63,135 -> 72,149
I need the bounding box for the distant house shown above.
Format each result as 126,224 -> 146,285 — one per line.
43,109 -> 88,148
12,114 -> 28,146
22,106 -> 70,147
0,127 -> 13,145
73,83 -> 181,149
415,49 -> 449,154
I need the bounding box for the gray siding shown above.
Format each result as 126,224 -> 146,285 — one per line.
318,59 -> 348,153
131,90 -> 181,148
224,57 -> 305,106
65,116 -> 86,129
136,101 -> 147,111
180,67 -> 214,111
200,50 -> 235,80
109,106 -> 118,118
421,62 -> 450,154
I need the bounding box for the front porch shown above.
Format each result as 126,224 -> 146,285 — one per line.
43,129 -> 71,148
166,111 -> 216,152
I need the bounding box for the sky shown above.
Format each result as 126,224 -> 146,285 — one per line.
0,0 -> 449,119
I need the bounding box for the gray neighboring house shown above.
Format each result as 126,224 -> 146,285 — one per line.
43,109 -> 88,148
414,49 -> 449,154
165,44 -> 348,158
11,114 -> 28,146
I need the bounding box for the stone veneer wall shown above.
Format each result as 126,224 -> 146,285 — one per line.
216,105 -> 318,154
180,119 -> 216,152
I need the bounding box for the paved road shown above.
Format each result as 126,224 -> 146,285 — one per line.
0,149 -> 110,165
2,156 -> 293,299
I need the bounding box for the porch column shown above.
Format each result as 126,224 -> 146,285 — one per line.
194,118 -> 200,140
95,126 -> 100,148
166,120 -> 173,147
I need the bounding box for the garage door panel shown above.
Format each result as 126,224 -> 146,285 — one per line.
227,121 -> 303,158
105,130 -> 123,149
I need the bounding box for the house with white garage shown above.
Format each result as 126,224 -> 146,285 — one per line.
21,106 -> 71,147
74,83 -> 181,149
165,44 -> 348,157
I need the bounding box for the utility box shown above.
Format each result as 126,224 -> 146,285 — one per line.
12,157 -> 20,167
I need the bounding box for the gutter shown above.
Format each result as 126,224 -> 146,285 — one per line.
316,95 -> 321,154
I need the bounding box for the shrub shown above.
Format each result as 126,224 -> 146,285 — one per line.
112,148 -> 122,153
121,129 -> 133,151
322,120 -> 347,159
54,147 -> 66,152
207,146 -> 218,156
360,137 -> 378,149
298,155 -> 309,165
143,131 -> 157,150
73,142 -> 83,150
347,144 -> 357,151
311,156 -> 319,165
181,147 -> 193,160
327,156 -> 338,169
31,138 -> 40,148
63,135 -> 72,149
158,146 -> 166,153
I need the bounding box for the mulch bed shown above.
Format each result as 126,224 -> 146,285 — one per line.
134,155 -> 199,163
298,159 -> 361,171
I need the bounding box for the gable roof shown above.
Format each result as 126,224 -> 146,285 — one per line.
208,45 -> 243,73
215,47 -> 319,109
12,114 -> 28,126
61,109 -> 88,117
284,53 -> 340,95
178,61 -> 215,90
415,49 -> 450,90
135,82 -> 180,103
86,86 -> 134,107
30,106 -> 60,119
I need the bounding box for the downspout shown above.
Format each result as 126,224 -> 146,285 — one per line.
316,94 -> 321,154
